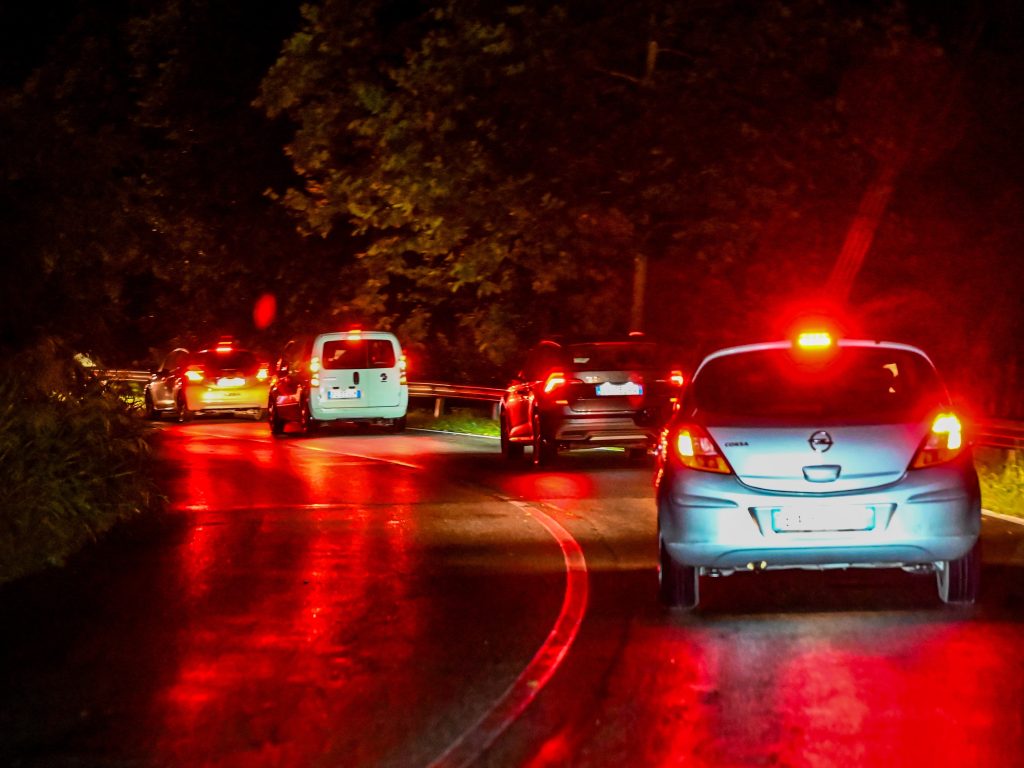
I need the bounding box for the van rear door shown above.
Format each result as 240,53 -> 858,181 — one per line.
315,335 -> 401,410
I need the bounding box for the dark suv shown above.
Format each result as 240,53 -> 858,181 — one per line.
500,336 -> 685,465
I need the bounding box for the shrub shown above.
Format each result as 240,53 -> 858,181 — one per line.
0,340 -> 160,584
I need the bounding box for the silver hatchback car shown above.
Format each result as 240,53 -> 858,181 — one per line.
655,332 -> 981,609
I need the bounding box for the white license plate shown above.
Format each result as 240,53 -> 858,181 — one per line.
217,377 -> 245,388
327,389 -> 361,400
596,381 -> 643,396
772,506 -> 875,533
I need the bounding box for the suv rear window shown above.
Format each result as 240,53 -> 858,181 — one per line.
322,339 -> 396,370
566,342 -> 662,371
692,347 -> 944,422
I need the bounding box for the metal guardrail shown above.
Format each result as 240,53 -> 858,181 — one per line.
974,419 -> 1024,451
94,370 -> 1022,449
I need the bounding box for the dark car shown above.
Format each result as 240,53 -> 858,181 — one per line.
500,335 -> 685,465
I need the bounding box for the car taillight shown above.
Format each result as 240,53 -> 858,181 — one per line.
672,424 -> 733,474
256,366 -> 269,381
309,356 -> 321,374
543,371 -> 582,394
910,412 -> 965,469
184,368 -> 204,383
669,370 -> 685,387
399,354 -> 408,385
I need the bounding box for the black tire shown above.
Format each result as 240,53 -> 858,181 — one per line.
299,397 -> 318,436
937,538 -> 981,605
269,402 -> 285,436
659,537 -> 699,610
176,392 -> 193,423
531,412 -> 556,467
143,391 -> 158,421
254,408 -> 268,421
627,447 -> 648,462
390,416 -> 407,433
500,414 -> 524,460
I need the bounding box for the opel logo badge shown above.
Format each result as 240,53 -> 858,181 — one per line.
808,430 -> 833,453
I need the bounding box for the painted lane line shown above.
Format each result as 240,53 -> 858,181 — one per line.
293,442 -> 424,470
203,430 -> 425,470
428,499 -> 589,768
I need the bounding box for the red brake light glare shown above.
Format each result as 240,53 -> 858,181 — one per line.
911,412 -> 964,468
543,372 -> 567,394
796,331 -> 833,349
669,370 -> 685,387
399,354 -> 408,385
256,366 -> 269,382
673,425 -> 732,474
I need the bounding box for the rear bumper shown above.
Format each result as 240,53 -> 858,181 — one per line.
540,403 -> 667,448
309,390 -> 408,422
658,459 -> 981,569
184,384 -> 268,413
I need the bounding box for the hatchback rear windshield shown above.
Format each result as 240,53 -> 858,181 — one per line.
321,339 -> 396,370
691,346 -> 945,422
195,350 -> 259,374
566,342 -> 663,371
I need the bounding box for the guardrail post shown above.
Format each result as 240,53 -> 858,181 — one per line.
433,397 -> 444,418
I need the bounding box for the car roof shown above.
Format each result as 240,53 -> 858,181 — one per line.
694,339 -> 935,376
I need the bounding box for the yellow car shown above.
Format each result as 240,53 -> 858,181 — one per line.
144,340 -> 270,421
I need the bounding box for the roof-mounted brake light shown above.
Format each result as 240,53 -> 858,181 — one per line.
796,331 -> 833,349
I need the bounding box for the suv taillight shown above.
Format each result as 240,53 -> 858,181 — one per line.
542,371 -> 582,394
184,367 -> 204,383
671,424 -> 733,474
910,412 -> 964,469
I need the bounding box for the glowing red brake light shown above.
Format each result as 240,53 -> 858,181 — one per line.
184,368 -> 204,383
796,331 -> 833,349
399,354 -> 408,385
256,366 -> 269,382
669,370 -> 685,387
672,424 -> 732,474
543,372 -> 566,393
911,412 -> 965,468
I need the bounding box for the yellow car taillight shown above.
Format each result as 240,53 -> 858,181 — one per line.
911,412 -> 965,468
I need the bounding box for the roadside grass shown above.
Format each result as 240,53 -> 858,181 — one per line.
407,405 -> 499,437
0,342 -> 160,585
975,447 -> 1024,519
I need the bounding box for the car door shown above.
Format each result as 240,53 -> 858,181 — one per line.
149,348 -> 189,409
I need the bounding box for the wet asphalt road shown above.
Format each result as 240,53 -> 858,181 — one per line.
1,420 -> 1022,767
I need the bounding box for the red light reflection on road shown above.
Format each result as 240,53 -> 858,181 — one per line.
150,427 -> 426,765
625,616 -> 1024,767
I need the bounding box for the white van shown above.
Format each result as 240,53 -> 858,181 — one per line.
269,330 -> 408,435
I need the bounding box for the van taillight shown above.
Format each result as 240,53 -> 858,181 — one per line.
399,354 -> 408,385
672,424 -> 733,474
910,412 -> 965,468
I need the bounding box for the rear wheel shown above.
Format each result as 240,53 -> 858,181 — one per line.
937,539 -> 981,605
269,402 -> 285,436
390,416 -> 407,433
500,414 -> 524,460
659,537 -> 699,610
299,397 -> 319,436
531,412 -> 556,466
176,392 -> 193,423
143,391 -> 158,421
